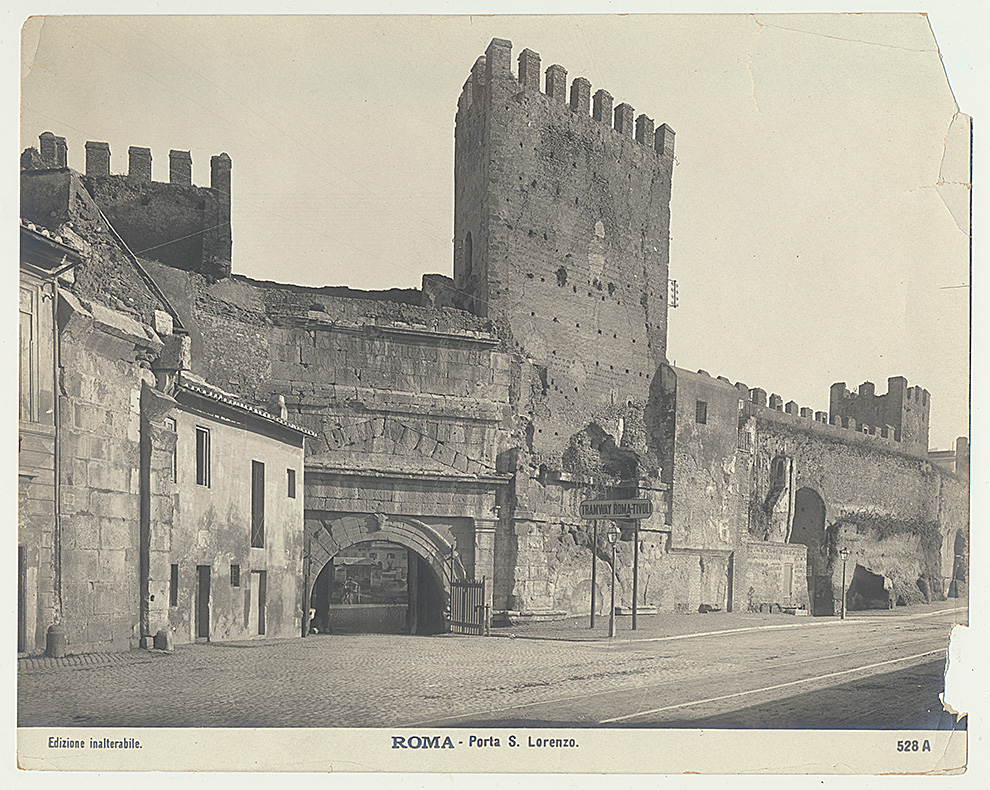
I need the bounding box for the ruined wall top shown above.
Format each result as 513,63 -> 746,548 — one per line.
457,38 -> 675,160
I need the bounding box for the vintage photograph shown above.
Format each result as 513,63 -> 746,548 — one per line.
16,12 -> 970,773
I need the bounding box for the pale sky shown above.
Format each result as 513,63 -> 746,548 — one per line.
20,13 -> 971,450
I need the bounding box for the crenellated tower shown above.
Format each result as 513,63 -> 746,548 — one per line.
453,39 -> 675,457
829,376 -> 931,455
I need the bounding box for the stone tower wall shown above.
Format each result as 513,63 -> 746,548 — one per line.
454,39 -> 675,461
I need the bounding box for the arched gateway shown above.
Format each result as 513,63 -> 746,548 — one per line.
303,513 -> 467,635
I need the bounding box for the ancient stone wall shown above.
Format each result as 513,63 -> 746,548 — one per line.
658,367 -> 750,551
21,169 -> 168,324
21,134 -> 232,282
56,291 -> 163,653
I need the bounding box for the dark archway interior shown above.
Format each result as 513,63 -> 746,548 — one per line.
789,488 -> 832,616
847,564 -> 890,610
949,530 -> 968,598
309,540 -> 445,635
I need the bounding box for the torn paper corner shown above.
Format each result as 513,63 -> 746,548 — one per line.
940,621 -> 970,720
935,113 -> 972,236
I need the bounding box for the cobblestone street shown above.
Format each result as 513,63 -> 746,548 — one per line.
18,603 -> 966,729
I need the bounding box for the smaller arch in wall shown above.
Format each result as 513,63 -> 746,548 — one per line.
789,488 -> 831,616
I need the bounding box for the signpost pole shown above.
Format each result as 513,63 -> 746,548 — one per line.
632,519 -> 639,630
590,520 -> 598,629
609,539 -> 616,639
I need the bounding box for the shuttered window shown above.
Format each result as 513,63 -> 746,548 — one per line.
251,461 -> 265,548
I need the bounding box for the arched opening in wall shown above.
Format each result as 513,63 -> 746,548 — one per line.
949,530 -> 968,599
309,540 -> 445,635
789,488 -> 832,616
847,565 -> 891,610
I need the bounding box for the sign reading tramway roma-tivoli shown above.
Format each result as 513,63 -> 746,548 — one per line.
578,499 -> 654,520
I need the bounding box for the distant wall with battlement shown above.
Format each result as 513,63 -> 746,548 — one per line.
21,133 -> 232,281
829,377 -> 930,456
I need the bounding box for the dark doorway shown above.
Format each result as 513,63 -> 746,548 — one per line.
254,570 -> 267,636
847,565 -> 890,610
310,541 -> 445,635
196,565 -> 211,639
789,488 -> 832,616
949,531 -> 968,599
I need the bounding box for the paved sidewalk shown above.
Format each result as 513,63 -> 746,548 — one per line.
491,599 -> 969,643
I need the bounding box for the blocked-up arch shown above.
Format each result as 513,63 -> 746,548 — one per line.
789,487 -> 830,615
303,512 -> 467,608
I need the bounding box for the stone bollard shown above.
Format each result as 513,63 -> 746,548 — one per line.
153,629 -> 174,651
45,624 -> 67,658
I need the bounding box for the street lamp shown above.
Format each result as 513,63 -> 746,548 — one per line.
839,547 -> 850,620
608,524 -> 621,638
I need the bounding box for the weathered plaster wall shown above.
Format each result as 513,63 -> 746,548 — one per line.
19,271 -> 58,653
164,405 -> 304,643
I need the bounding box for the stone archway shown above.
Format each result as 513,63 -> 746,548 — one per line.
789,488 -> 831,616
303,513 -> 468,635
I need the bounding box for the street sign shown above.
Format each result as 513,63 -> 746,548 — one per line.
579,498 -> 653,520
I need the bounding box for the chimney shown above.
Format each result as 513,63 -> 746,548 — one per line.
85,141 -> 111,176
169,150 -> 192,186
129,146 -> 152,180
39,132 -> 56,165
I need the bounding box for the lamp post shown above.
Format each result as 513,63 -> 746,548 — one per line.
839,547 -> 850,620
608,524 -> 621,639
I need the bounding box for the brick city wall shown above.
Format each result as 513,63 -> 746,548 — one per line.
454,39 -> 673,464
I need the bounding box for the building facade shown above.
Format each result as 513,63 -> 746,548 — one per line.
19,38 -> 969,652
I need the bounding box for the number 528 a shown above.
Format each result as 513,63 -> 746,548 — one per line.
897,740 -> 930,752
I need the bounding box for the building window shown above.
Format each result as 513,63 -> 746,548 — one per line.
196,427 -> 211,487
695,400 -> 708,425
164,417 -> 177,483
251,460 -> 265,548
230,564 -> 240,587
169,564 -> 179,606
287,468 -> 296,499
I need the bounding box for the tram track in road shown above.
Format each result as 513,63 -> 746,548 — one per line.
404,624 -> 953,728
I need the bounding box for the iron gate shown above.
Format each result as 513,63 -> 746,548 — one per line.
449,578 -> 489,635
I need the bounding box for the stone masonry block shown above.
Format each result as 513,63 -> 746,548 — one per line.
593,89 -> 613,123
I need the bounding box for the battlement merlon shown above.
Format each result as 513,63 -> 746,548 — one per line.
458,39 -> 676,160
